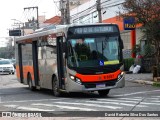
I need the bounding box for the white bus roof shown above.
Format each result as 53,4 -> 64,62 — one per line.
15,23 -> 118,43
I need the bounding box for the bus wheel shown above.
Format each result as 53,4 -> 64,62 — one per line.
98,89 -> 110,97
52,77 -> 61,97
28,74 -> 36,91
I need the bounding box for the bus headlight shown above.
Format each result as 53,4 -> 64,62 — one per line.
69,74 -> 82,85
118,72 -> 124,81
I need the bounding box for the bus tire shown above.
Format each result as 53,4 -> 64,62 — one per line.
52,77 -> 61,97
98,89 -> 110,97
27,73 -> 36,91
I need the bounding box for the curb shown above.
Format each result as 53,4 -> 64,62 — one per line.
130,80 -> 154,85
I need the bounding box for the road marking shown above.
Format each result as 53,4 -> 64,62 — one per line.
113,90 -> 160,97
151,96 -> 160,98
4,105 -> 53,111
145,98 -> 160,100
17,106 -> 54,111
4,105 -> 17,107
99,99 -> 139,103
0,98 -> 68,104
132,97 -> 143,98
118,98 -> 142,101
141,102 -> 160,105
53,102 -> 122,109
86,101 -> 147,107
32,103 -> 96,111
149,101 -> 160,103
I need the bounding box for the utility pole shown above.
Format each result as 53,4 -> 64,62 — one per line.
96,0 -> 102,23
24,6 -> 39,29
60,0 -> 65,24
66,0 -> 70,24
60,0 -> 70,24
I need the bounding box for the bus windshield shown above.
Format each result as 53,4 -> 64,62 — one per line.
67,36 -> 120,68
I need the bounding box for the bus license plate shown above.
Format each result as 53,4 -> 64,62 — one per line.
96,84 -> 105,88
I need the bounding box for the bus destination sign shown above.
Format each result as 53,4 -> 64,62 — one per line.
68,25 -> 118,35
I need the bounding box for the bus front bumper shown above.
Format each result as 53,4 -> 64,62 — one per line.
65,75 -> 125,92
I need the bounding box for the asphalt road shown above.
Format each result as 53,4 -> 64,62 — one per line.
0,73 -> 160,120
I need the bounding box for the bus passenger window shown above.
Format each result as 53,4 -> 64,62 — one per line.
46,46 -> 56,59
42,47 -> 46,59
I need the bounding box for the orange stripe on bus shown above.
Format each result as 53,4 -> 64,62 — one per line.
75,70 -> 121,82
16,65 -> 34,80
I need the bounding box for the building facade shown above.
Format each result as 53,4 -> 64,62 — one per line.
70,0 -> 144,58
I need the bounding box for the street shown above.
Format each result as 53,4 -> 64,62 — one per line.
0,73 -> 160,120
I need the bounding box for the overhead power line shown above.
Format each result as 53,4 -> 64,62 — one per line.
72,1 -> 125,24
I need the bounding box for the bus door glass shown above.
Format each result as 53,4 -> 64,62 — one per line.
56,36 -> 65,89
18,43 -> 24,83
32,41 -> 40,86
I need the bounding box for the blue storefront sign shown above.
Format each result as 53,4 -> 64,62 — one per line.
123,17 -> 136,30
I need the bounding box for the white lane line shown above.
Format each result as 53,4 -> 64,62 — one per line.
118,98 -> 142,101
113,90 -> 160,97
4,105 -> 53,111
149,101 -> 160,103
86,101 -> 147,107
132,97 -> 143,98
16,107 -> 54,111
0,98 -> 68,104
145,98 -> 160,100
151,96 -> 160,98
53,102 -> 122,110
4,105 -> 17,107
32,103 -> 96,111
98,99 -> 139,103
141,102 -> 160,105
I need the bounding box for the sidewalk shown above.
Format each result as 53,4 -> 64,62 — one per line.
125,73 -> 155,85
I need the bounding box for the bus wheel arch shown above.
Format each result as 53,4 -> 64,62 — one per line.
27,72 -> 36,91
52,75 -> 61,97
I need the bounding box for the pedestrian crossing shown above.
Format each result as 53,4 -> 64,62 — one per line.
2,96 -> 160,111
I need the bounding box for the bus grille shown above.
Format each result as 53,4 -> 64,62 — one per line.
83,80 -> 117,89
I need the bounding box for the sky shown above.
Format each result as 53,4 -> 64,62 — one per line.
0,0 -> 60,46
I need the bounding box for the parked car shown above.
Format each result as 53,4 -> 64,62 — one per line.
10,59 -> 16,69
0,59 -> 15,74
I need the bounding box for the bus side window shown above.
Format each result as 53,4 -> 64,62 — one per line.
38,47 -> 42,60
46,46 -> 57,59
41,46 -> 46,59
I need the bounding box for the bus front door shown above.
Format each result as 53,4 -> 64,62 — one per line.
18,44 -> 24,83
56,36 -> 65,89
32,41 -> 40,87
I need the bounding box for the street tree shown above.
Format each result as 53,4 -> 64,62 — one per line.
119,0 -> 160,75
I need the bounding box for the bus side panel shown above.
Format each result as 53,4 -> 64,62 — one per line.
38,42 -> 57,89
23,65 -> 34,85
15,65 -> 34,85
16,65 -> 20,82
45,58 -> 57,89
17,44 -> 35,85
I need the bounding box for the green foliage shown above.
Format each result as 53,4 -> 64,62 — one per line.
123,58 -> 135,71
0,47 -> 15,59
132,45 -> 140,54
120,0 -> 160,70
153,82 -> 160,87
143,44 -> 155,57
